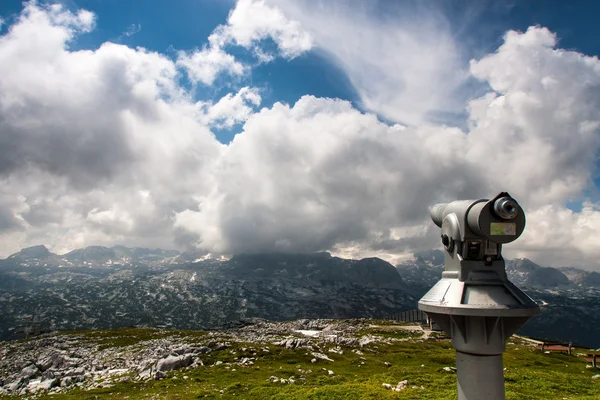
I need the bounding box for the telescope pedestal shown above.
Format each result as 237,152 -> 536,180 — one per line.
457,352 -> 504,400
420,279 -> 539,400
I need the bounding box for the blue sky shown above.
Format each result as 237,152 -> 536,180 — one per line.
1,0 -> 600,267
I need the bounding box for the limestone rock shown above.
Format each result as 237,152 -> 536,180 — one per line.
156,354 -> 193,372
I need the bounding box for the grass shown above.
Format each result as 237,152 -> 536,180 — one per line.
359,327 -> 424,339
2,325 -> 599,399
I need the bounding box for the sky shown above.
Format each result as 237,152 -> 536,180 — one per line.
1,0 -> 600,269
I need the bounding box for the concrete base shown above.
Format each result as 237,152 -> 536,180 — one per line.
456,351 -> 505,400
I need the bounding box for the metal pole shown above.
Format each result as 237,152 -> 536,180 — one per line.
456,352 -> 505,400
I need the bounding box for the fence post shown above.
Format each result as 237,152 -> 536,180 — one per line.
568,342 -> 572,355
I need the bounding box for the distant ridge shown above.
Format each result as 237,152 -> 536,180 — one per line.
0,249 -> 415,342
5,245 -> 181,267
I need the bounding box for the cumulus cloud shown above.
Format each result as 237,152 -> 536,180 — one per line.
175,96 -> 483,254
0,1 -> 223,254
177,0 -> 312,85
467,27 -> 600,208
1,2 -> 600,271
209,0 -> 313,59
176,45 -> 246,86
515,203 -> 600,267
198,87 -> 262,129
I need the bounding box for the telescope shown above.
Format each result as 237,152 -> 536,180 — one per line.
419,192 -> 540,400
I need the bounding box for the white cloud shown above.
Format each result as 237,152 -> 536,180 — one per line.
177,0 -> 312,86
176,45 -> 246,86
210,0 -> 313,59
174,95 -> 485,254
512,203 -> 600,268
1,2 -> 600,271
123,23 -> 141,37
198,87 -> 262,129
467,26 -> 600,208
0,1 -> 222,254
267,0 -> 468,126
115,23 -> 142,42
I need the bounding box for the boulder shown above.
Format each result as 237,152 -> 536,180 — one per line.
39,378 -> 59,391
19,364 -> 39,379
64,367 -> 86,377
37,353 -> 62,371
5,378 -> 24,392
26,378 -> 58,392
60,377 -> 73,387
156,354 -> 193,372
393,380 -> 408,392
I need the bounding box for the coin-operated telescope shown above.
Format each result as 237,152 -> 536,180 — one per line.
419,192 -> 540,400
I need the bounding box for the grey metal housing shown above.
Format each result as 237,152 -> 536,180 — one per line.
419,192 -> 540,400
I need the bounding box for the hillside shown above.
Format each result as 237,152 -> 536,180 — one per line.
1,319 -> 599,399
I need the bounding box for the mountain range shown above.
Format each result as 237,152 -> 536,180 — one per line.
2,245 -> 599,348
0,246 -> 414,343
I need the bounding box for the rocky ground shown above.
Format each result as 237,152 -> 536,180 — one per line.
0,319 -> 424,397
2,318 -> 598,399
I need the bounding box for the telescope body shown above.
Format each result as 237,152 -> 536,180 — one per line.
419,192 -> 540,400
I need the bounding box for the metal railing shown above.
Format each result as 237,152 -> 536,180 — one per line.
382,309 -> 428,323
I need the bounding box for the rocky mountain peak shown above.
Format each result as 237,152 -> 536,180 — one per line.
8,245 -> 53,260
525,267 -> 570,288
506,257 -> 541,273
583,271 -> 600,287
63,246 -> 116,263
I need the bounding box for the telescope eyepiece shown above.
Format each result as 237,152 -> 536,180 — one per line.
493,197 -> 519,220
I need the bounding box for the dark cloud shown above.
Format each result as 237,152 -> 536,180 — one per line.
0,206 -> 22,232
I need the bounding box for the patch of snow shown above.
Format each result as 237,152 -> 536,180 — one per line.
294,330 -> 320,337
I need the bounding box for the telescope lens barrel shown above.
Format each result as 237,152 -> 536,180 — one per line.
430,203 -> 448,227
493,197 -> 519,220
